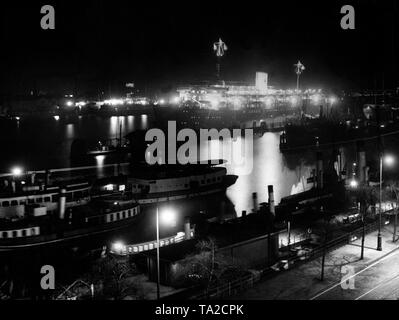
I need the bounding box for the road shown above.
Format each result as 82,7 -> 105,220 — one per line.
311,247 -> 399,300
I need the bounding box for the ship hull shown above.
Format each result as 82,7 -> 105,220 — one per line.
0,215 -> 139,253
134,175 -> 238,205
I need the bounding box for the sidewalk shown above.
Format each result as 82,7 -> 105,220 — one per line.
232,223 -> 399,300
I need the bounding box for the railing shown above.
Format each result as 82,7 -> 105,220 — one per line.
110,230 -> 194,256
0,162 -> 130,178
285,219 -> 381,266
170,218 -> 387,300
189,272 -> 261,300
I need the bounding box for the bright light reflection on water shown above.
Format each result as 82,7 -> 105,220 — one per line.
199,132 -> 315,217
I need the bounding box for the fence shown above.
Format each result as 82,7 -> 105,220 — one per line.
189,272 -> 261,300
287,219 -> 381,265
188,219 -> 382,300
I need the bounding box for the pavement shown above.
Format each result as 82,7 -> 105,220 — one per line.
232,222 -> 399,300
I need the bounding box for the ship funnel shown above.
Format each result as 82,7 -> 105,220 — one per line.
268,185 -> 275,217
59,188 -> 66,220
252,192 -> 258,213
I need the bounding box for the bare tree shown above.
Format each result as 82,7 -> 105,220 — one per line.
91,256 -> 135,299
170,239 -> 247,294
353,185 -> 378,259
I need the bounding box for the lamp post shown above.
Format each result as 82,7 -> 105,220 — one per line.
156,206 -> 160,300
156,206 -> 176,300
327,96 -> 337,118
10,166 -> 24,194
378,154 -> 395,251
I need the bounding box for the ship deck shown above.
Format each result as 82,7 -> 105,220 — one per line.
129,163 -> 226,180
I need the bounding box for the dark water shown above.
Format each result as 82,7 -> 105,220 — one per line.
2,114 -> 399,297
2,114 -> 397,216
0,115 -> 315,207
0,115 -> 149,170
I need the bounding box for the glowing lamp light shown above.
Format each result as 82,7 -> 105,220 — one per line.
350,180 -> 358,188
11,167 -> 23,176
329,96 -> 337,105
112,241 -> 125,252
172,96 -> 180,104
290,96 -> 298,106
76,101 -> 86,107
54,115 -> 60,121
160,208 -> 176,226
384,155 -> 395,166
265,97 -> 274,107
66,101 -> 74,107
104,99 -> 124,106
311,94 -> 321,104
104,184 -> 114,191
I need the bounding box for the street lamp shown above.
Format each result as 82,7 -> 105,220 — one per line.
11,167 -> 23,177
377,154 -> 395,251
156,206 -> 176,300
112,241 -> 125,255
327,96 -> 337,117
350,179 -> 358,189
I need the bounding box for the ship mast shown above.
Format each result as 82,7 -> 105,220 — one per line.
213,38 -> 228,80
294,60 -> 306,91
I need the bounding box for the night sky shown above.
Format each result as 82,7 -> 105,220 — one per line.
1,0 -> 399,96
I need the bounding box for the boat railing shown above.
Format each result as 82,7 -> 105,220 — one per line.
110,230 -> 195,256
0,162 -> 131,179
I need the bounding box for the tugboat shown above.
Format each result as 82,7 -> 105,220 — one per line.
0,171 -> 140,252
128,163 -> 238,205
0,194 -> 140,252
91,163 -> 238,206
